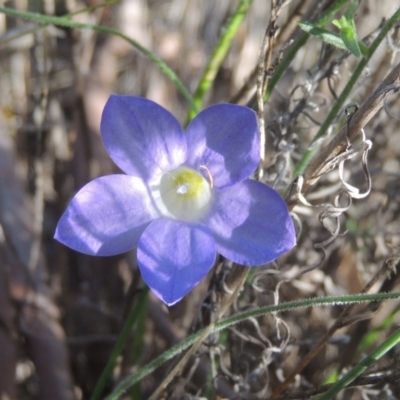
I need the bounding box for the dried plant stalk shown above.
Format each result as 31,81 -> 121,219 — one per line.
286,61 -> 400,209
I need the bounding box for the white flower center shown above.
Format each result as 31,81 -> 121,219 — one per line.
152,166 -> 213,222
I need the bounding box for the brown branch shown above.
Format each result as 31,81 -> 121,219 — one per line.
264,61 -> 400,399
285,61 -> 400,209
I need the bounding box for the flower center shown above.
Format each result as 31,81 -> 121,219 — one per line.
157,166 -> 213,222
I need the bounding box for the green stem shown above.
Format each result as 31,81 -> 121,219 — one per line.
105,291 -> 400,400
0,6 -> 197,112
294,6 -> 400,176
358,304 -> 400,354
89,287 -> 149,400
318,327 -> 400,400
263,0 -> 350,104
186,0 -> 254,123
130,290 -> 148,398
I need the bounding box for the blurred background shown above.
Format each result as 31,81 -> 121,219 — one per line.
0,0 -> 400,399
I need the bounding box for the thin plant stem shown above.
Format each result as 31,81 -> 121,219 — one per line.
231,0 -> 351,107
104,291 -> 400,400
284,60 -> 400,208
89,287 -> 149,400
185,0 -> 254,123
270,257 -> 399,398
262,0 -> 350,105
293,6 -> 400,176
0,6 -> 197,112
147,268 -> 250,400
256,0 -> 291,180
318,327 -> 400,400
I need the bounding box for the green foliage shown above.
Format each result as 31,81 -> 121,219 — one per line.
294,6 -> 400,176
299,0 -> 366,58
332,0 -> 362,57
319,327 -> 400,399
105,292 -> 400,399
186,0 -> 254,123
299,22 -> 349,50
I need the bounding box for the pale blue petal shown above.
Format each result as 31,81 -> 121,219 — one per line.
206,180 -> 296,265
137,219 -> 216,305
55,175 -> 158,256
185,104 -> 259,188
101,95 -> 187,180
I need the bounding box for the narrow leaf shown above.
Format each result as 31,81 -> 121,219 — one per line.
344,0 -> 359,20
298,22 -> 348,50
106,292 -> 400,400
339,0 -> 362,57
341,26 -> 362,57
294,6 -> 400,177
319,327 -> 400,399
332,19 -> 344,30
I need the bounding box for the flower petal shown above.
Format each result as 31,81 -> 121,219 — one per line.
101,95 -> 187,180
137,219 -> 216,305
55,175 -> 158,256
185,104 -> 259,188
206,180 -> 296,265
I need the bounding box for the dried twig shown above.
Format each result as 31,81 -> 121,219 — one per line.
267,60 -> 400,400
270,256 -> 400,398
285,61 -> 400,209
148,268 -> 249,400
257,0 -> 292,180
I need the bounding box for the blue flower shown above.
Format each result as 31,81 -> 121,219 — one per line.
55,96 -> 296,305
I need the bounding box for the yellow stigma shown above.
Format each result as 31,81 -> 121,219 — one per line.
173,169 -> 204,197
157,166 -> 213,222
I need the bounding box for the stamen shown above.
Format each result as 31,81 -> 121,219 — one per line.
154,166 -> 214,222
199,165 -> 214,188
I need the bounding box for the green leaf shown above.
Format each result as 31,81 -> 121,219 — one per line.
105,291 -> 400,400
302,12 -> 365,58
344,0 -> 359,20
90,287 -> 149,400
298,22 -> 348,50
186,0 -> 254,123
331,18 -> 344,30
319,327 -> 400,399
293,6 -> 400,177
263,0 -> 351,104
341,26 -> 362,57
333,0 -> 362,57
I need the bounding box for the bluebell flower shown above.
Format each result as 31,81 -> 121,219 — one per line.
55,96 -> 296,305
